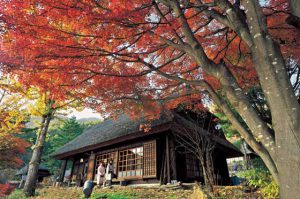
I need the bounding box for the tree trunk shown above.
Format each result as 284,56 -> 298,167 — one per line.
289,0 -> 300,19
240,1 -> 300,197
23,113 -> 52,196
205,150 -> 215,187
274,117 -> 300,198
199,156 -> 213,193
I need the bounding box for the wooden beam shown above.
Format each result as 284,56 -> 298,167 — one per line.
166,135 -> 170,183
70,158 -> 76,181
86,152 -> 96,180
160,152 -> 166,185
169,135 -> 177,180
53,123 -> 172,159
58,159 -> 68,183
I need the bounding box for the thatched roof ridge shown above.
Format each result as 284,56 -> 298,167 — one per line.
52,112 -> 241,159
16,165 -> 49,175
51,114 -> 172,158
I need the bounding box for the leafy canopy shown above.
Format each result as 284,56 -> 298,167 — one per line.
0,79 -> 30,168
0,0 -> 299,117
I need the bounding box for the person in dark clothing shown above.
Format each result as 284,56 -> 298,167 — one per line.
105,159 -> 114,187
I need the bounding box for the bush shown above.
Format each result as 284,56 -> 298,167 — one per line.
6,189 -> 26,199
190,185 -> 208,199
91,192 -> 136,199
0,182 -> 15,197
237,167 -> 279,198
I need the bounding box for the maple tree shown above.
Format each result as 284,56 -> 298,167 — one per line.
20,88 -> 81,196
0,79 -> 29,169
0,0 -> 300,198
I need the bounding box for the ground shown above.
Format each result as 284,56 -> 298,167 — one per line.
7,185 -> 261,199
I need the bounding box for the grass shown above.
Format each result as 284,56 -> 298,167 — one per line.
6,189 -> 26,199
5,185 -> 259,199
91,192 -> 136,199
6,186 -> 192,199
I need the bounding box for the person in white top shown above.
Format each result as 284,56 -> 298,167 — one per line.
96,162 -> 105,187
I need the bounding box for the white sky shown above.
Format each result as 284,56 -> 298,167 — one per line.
67,108 -> 102,119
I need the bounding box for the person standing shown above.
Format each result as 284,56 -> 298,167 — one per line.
233,161 -> 238,173
105,160 -> 114,187
96,162 -> 105,187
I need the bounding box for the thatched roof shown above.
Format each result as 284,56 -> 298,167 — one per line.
16,165 -> 49,176
52,114 -> 172,158
52,112 -> 241,159
172,113 -> 240,155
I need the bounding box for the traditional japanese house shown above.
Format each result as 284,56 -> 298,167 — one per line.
16,165 -> 51,182
52,110 -> 241,186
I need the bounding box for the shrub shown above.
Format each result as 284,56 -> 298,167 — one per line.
91,192 -> 137,199
237,168 -> 278,198
6,189 -> 26,199
0,182 -> 15,197
190,185 -> 208,199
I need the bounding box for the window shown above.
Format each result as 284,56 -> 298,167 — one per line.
186,153 -> 201,178
143,141 -> 156,177
93,140 -> 157,179
118,147 -> 143,178
94,152 -> 117,178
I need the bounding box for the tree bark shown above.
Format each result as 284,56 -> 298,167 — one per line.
289,0 -> 300,19
23,113 -> 52,196
242,1 -> 300,197
274,117 -> 300,198
153,1 -> 299,197
199,155 -> 213,193
203,82 -> 280,182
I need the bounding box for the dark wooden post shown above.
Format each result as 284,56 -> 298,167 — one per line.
115,150 -> 119,178
58,159 -> 68,183
70,158 -> 75,181
159,152 -> 166,185
169,136 -> 177,181
86,152 -> 96,181
166,135 -> 171,183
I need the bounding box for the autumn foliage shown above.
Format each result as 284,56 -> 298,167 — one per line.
0,81 -> 30,168
0,1 -> 298,118
0,1 -> 300,197
0,182 -> 15,197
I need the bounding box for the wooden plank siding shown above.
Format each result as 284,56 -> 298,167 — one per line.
143,141 -> 157,178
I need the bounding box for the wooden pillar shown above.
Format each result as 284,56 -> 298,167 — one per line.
86,152 -> 96,181
159,145 -> 166,185
115,150 -> 119,178
58,159 -> 68,183
166,135 -> 171,183
70,158 -> 75,182
170,136 -> 177,180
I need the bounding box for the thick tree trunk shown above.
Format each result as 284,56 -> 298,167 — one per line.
23,113 -> 52,196
158,1 -> 299,197
289,0 -> 300,19
274,117 -> 300,198
242,2 -> 300,197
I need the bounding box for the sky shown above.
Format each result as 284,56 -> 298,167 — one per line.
67,108 -> 102,119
